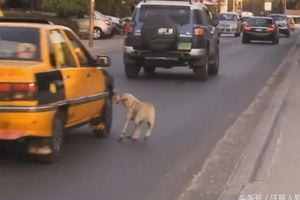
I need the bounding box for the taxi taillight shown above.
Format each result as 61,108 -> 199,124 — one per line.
0,83 -> 36,100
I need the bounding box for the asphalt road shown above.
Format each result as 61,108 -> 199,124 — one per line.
1,32 -> 299,200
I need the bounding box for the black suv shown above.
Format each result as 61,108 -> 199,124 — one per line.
123,0 -> 220,80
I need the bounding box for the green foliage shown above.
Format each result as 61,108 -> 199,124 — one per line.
43,0 -> 88,17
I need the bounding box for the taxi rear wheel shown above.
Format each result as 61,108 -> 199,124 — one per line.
90,96 -> 112,137
33,113 -> 64,163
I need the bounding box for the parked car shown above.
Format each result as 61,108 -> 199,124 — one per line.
106,15 -> 123,35
0,18 -> 114,162
217,12 -> 242,37
75,10 -> 113,39
242,16 -> 279,44
123,0 -> 220,80
268,14 -> 290,37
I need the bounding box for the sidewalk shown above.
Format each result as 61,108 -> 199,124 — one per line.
238,51 -> 300,199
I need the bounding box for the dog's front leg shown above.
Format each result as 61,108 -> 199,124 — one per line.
118,119 -> 130,142
131,122 -> 141,140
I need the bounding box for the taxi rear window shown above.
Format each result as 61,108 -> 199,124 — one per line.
0,27 -> 40,61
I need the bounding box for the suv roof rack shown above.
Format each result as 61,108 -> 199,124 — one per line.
0,17 -> 54,25
143,0 -> 192,4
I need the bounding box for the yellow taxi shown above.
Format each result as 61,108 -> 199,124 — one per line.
0,18 -> 114,162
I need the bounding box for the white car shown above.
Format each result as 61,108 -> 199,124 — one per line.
75,11 -> 113,39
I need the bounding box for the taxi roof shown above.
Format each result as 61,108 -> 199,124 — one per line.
0,22 -> 71,31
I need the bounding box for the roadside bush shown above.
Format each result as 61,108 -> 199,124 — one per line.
43,0 -> 88,18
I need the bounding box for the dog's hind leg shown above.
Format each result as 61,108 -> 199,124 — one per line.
144,122 -> 154,141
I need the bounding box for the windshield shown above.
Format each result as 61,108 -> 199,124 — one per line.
138,5 -> 191,25
218,14 -> 237,21
0,27 -> 40,61
270,15 -> 286,21
247,18 -> 273,26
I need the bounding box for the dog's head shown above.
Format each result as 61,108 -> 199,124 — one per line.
114,93 -> 136,108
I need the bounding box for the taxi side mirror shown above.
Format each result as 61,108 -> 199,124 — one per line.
96,55 -> 110,67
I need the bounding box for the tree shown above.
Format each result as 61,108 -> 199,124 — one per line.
43,0 -> 88,18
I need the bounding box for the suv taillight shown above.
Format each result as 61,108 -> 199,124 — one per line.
193,27 -> 204,36
123,24 -> 133,34
0,83 -> 36,100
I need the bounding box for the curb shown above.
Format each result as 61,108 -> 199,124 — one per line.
220,36 -> 300,200
178,35 -> 300,200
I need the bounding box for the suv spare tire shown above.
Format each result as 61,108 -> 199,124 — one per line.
141,15 -> 178,51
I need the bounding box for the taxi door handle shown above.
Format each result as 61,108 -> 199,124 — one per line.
86,73 -> 91,78
64,74 -> 70,80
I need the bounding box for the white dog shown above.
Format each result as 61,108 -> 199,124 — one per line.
115,93 -> 155,142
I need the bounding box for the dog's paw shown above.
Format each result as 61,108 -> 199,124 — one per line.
131,136 -> 139,141
117,136 -> 124,143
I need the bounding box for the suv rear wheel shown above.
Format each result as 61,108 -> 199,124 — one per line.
208,48 -> 219,75
143,67 -> 156,75
125,63 -> 141,79
193,55 -> 209,81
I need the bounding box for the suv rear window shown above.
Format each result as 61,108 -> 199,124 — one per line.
0,27 -> 40,61
138,5 -> 190,25
247,18 -> 273,26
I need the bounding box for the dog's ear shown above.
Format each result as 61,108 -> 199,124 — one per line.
120,96 -> 130,107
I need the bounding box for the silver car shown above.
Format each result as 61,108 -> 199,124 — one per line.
217,12 -> 242,37
75,11 -> 113,39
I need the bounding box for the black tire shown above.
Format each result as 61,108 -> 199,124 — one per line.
36,112 -> 64,163
141,15 -> 178,51
242,36 -> 249,44
208,47 -> 219,75
193,55 -> 209,81
234,32 -> 241,37
143,67 -> 156,75
124,63 -> 141,79
272,38 -> 279,45
286,30 -> 291,38
93,27 -> 102,40
90,96 -> 113,137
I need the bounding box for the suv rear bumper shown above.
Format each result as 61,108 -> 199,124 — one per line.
124,46 -> 207,60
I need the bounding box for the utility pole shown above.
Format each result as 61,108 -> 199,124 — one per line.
218,0 -> 221,13
88,0 -> 95,47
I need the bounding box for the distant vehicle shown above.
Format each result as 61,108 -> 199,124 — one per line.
124,0 -> 220,80
75,10 -> 113,39
217,12 -> 242,37
106,15 -> 123,34
242,16 -> 279,45
288,15 -> 300,29
241,11 -> 254,22
268,14 -> 290,37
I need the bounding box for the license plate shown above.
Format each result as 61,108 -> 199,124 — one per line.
256,29 -> 263,32
177,42 -> 192,50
